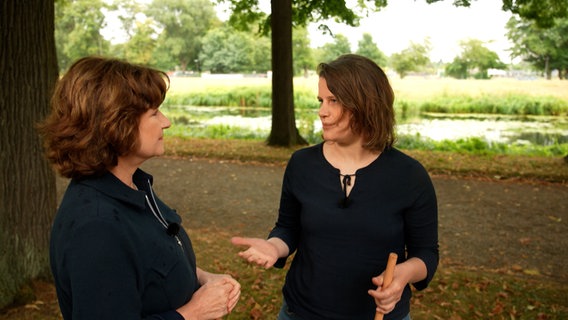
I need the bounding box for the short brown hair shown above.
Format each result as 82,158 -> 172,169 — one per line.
38,56 -> 169,179
317,54 -> 395,151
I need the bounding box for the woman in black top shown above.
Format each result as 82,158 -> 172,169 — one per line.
232,54 -> 438,320
39,56 -> 240,320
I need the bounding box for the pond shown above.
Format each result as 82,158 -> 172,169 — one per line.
166,106 -> 568,146
396,117 -> 568,145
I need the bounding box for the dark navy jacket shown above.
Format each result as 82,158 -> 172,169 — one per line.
50,169 -> 197,319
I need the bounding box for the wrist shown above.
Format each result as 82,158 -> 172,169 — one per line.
267,237 -> 289,258
177,302 -> 200,320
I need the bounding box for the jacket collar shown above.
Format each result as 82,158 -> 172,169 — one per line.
79,169 -> 154,211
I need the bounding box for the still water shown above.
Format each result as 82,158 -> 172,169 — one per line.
172,106 -> 568,146
396,118 -> 568,145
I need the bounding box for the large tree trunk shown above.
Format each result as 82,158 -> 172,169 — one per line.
0,0 -> 58,308
267,0 -> 307,147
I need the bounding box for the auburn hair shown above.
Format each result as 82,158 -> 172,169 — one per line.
317,54 -> 395,151
38,56 -> 169,179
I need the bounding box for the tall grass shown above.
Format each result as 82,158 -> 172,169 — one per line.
164,77 -> 568,117
418,94 -> 567,115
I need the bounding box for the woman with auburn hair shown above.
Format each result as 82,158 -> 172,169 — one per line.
39,56 -> 240,320
232,54 -> 438,320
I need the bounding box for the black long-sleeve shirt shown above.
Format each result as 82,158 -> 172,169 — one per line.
50,169 -> 196,319
269,144 -> 439,320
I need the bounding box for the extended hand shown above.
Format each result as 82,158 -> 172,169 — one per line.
231,236 -> 280,268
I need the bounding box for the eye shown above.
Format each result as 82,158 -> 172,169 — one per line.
317,98 -> 323,104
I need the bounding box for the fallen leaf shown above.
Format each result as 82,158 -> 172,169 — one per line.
523,268 -> 541,276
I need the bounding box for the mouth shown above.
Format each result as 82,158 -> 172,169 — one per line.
321,122 -> 335,130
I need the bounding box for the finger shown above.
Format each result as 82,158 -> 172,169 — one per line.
263,259 -> 274,268
228,290 -> 240,311
371,275 -> 384,286
228,282 -> 241,298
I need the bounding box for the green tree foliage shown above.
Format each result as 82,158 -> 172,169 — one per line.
123,20 -> 158,65
445,57 -> 469,79
55,0 -> 110,71
199,26 -> 270,73
146,0 -> 220,71
500,0 -> 568,28
293,26 -> 315,77
445,39 -> 506,79
390,41 -> 431,78
318,33 -> 352,63
356,32 -> 388,67
506,16 -> 568,79
105,0 -> 157,65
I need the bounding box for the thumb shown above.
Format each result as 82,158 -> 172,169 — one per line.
371,274 -> 384,287
231,236 -> 251,247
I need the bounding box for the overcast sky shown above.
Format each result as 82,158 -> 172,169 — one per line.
303,0 -> 515,63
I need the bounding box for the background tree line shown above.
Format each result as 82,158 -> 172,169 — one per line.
54,0 -> 568,80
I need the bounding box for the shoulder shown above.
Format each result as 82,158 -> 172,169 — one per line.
53,180 -> 138,246
382,148 -> 424,168
378,148 -> 432,181
57,177 -> 132,223
284,143 -> 325,176
288,143 -> 322,164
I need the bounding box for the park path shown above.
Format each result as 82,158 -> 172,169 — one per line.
57,156 -> 568,281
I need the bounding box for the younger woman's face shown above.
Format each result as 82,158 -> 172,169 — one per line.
317,77 -> 357,144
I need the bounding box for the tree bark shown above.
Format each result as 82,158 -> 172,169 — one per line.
0,0 -> 58,308
267,0 -> 307,147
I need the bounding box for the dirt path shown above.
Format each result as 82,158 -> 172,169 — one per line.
58,156 -> 568,281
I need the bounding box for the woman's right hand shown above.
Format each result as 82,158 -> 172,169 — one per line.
176,277 -> 237,320
231,236 -> 287,268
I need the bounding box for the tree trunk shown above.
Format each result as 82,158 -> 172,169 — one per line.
267,0 -> 307,147
0,0 -> 58,308
544,55 -> 551,80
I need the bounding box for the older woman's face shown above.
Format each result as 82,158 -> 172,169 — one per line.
136,107 -> 171,160
317,77 -> 356,144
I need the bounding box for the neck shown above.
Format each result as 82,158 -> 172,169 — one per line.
108,156 -> 141,189
325,141 -> 379,162
323,141 -> 380,174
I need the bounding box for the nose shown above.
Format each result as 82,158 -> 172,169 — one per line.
161,113 -> 171,129
318,102 -> 329,119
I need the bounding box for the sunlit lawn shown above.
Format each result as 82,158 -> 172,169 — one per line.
168,75 -> 568,102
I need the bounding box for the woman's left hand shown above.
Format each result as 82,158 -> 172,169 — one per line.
367,268 -> 404,315
368,257 -> 428,315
